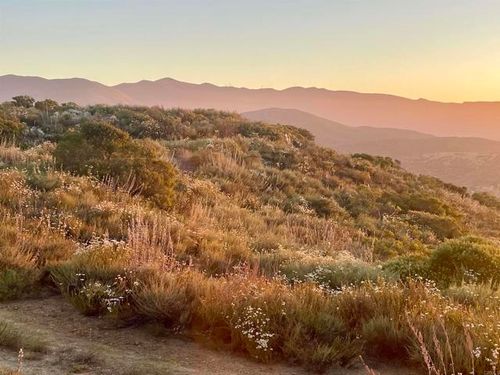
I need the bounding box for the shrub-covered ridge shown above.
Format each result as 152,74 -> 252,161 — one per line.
0,97 -> 499,373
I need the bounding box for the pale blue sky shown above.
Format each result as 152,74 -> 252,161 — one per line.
1,0 -> 500,101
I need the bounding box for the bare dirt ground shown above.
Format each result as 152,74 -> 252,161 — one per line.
0,296 -> 420,375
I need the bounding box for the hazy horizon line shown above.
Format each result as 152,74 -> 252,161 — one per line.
4,73 -> 500,105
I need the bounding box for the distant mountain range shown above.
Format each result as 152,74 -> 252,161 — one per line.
2,74 -> 500,140
244,108 -> 500,196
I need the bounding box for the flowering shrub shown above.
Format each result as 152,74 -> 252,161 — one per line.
232,305 -> 275,357
56,271 -> 137,316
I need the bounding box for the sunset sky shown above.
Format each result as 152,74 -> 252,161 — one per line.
1,0 -> 500,102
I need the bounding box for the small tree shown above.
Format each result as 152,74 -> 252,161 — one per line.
12,95 -> 35,108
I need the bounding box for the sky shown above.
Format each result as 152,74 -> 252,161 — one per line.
1,0 -> 500,102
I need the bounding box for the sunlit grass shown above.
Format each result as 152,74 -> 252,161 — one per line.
0,103 -> 499,373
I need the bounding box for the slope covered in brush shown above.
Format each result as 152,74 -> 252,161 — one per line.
243,108 -> 500,197
0,97 -> 499,373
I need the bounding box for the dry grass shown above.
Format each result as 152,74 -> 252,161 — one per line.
0,320 -> 47,353
0,141 -> 54,167
126,213 -> 177,270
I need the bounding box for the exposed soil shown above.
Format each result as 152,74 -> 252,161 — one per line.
0,296 -> 420,375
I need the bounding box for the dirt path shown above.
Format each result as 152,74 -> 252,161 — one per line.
0,296 -> 420,375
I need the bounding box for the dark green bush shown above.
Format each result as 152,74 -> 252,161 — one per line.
429,236 -> 500,287
27,170 -> 61,192
0,111 -> 25,140
472,192 -> 500,210
335,187 -> 379,218
11,95 -> 35,108
408,211 -> 462,239
383,254 -> 431,280
352,153 -> 398,169
54,120 -> 177,209
115,108 -> 162,138
259,146 -> 300,170
373,238 -> 405,259
390,192 -> 451,216
306,196 -> 339,218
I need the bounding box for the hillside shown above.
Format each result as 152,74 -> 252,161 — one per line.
244,108 -> 500,196
0,98 -> 499,374
2,74 -> 500,139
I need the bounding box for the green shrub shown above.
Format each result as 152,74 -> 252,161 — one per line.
335,187 -> 378,218
49,241 -> 141,315
306,196 -> 340,218
429,236 -> 500,287
258,144 -> 300,170
284,321 -> 361,370
282,286 -> 363,370
54,121 -> 177,209
238,122 -> 280,141
352,153 -> 397,169
386,192 -> 452,216
373,237 -> 405,259
408,211 -> 462,239
34,99 -> 59,113
0,111 -> 25,140
26,170 -> 61,192
383,254 -> 431,281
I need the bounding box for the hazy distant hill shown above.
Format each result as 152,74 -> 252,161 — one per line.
244,108 -> 500,196
0,75 -> 133,105
243,108 -> 434,149
2,74 -> 500,140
